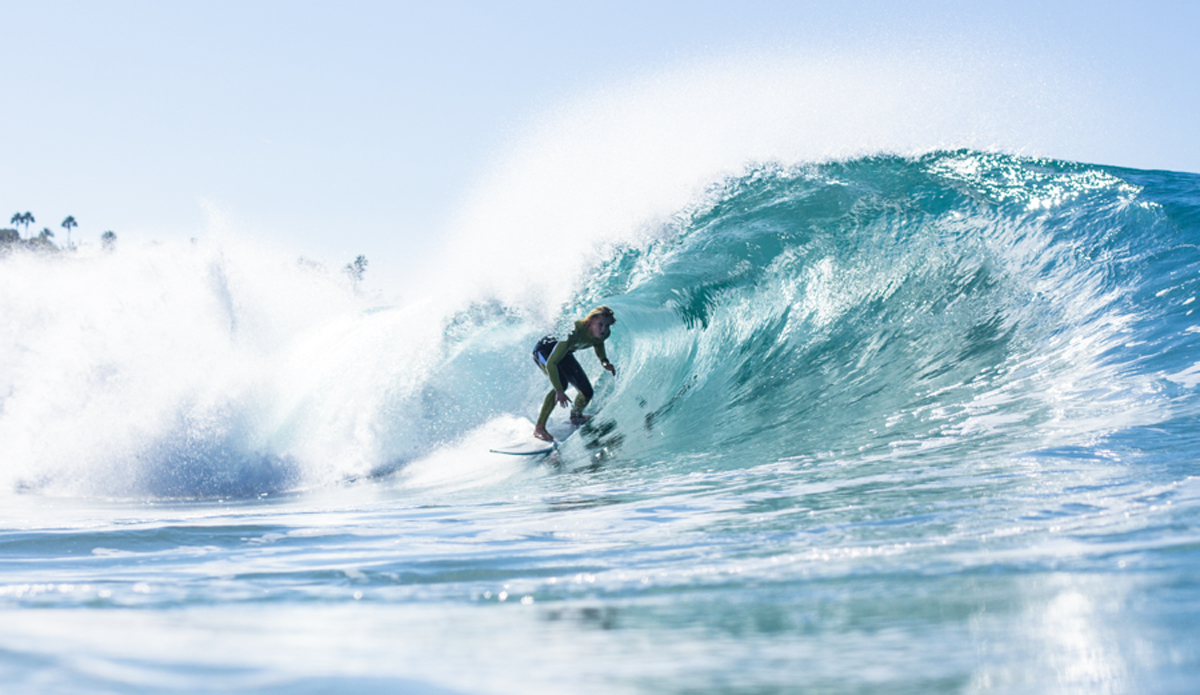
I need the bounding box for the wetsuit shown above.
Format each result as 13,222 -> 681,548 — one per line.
532,319 -> 612,427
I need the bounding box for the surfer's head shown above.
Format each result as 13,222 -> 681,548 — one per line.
585,305 -> 615,339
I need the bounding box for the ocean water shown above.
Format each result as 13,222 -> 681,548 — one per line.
2,150 -> 1200,694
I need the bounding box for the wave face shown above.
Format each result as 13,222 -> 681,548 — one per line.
3,150 -> 1199,498
564,151 -> 1200,473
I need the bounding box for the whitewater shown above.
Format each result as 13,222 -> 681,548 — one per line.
4,45 -> 1200,691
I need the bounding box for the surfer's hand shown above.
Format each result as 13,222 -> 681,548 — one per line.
555,390 -> 570,407
604,362 -> 617,377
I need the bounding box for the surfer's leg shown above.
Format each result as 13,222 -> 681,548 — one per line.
558,355 -> 594,423
532,337 -> 559,440
537,390 -> 556,427
534,390 -> 556,440
570,393 -> 593,425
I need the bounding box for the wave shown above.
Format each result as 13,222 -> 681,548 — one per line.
3,150 -> 1198,498
569,152 -> 1200,469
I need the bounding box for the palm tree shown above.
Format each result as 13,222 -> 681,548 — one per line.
61,216 -> 77,247
30,226 -> 55,252
101,230 -> 117,251
10,212 -> 34,238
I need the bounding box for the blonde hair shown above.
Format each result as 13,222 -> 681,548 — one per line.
584,305 -> 616,324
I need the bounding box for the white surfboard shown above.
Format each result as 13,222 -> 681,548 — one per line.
489,439 -> 557,456
489,420 -> 578,456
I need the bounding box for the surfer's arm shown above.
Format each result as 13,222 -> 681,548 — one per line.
593,342 -> 616,377
544,341 -> 571,392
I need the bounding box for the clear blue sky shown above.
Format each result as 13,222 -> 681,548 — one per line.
2,1 -> 1196,292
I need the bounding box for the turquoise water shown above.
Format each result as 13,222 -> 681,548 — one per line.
2,151 -> 1199,693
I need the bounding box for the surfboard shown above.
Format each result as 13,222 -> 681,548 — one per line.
489,439 -> 557,456
489,420 -> 578,456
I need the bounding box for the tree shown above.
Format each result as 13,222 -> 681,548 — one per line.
101,230 -> 117,251
61,216 -> 77,247
10,212 -> 34,238
29,227 -> 56,251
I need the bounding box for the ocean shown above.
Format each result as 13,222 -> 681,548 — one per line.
2,150 -> 1198,693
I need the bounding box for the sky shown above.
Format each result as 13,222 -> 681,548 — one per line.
2,0 -> 1197,295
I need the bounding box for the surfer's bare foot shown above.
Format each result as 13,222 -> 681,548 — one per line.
533,426 -> 554,442
570,413 -> 593,426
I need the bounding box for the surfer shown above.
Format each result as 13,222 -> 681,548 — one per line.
532,306 -> 617,441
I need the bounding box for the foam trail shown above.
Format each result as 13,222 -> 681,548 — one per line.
0,238 -> 367,497
0,234 -> 556,498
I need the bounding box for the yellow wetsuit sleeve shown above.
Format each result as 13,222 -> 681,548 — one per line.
544,339 -> 572,392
